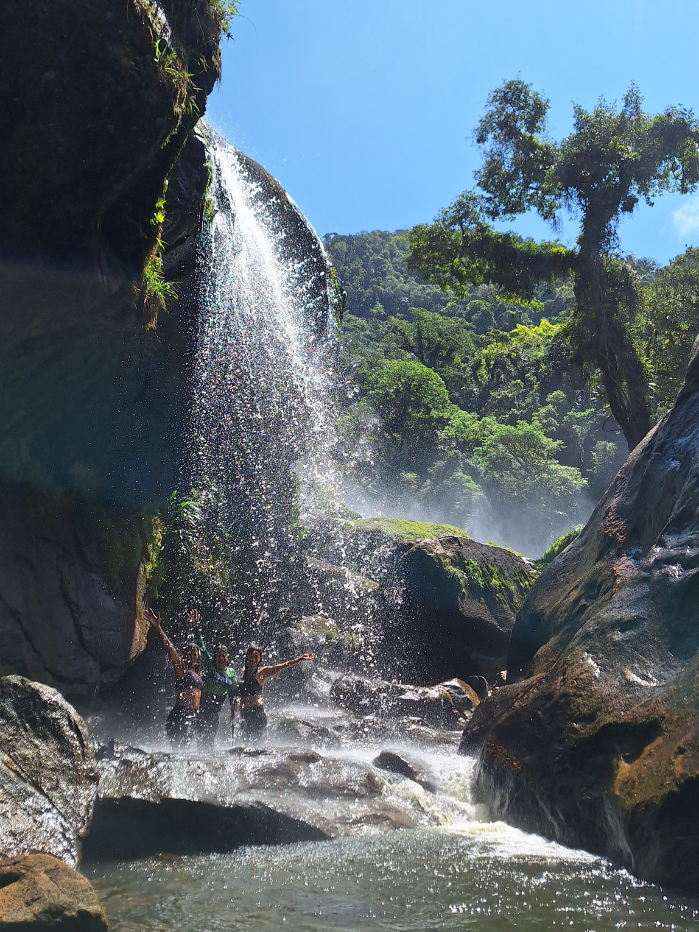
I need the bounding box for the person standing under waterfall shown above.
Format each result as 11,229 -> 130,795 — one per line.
239,645 -> 316,739
188,609 -> 239,747
146,607 -> 203,745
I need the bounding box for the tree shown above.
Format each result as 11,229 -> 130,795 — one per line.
366,359 -> 451,460
409,81 -> 699,450
391,308 -> 476,371
634,246 -> 699,415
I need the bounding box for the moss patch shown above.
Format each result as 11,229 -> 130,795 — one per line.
355,517 -> 470,540
536,525 -> 583,569
434,553 -> 533,614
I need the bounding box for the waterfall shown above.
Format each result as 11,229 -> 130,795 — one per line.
179,131 -> 340,638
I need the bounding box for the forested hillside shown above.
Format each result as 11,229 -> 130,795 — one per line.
325,230 -> 699,555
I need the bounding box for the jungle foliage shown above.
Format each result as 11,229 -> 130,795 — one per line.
408,81 -> 699,451
326,229 -> 699,554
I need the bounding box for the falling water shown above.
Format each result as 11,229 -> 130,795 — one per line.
181,131 -> 341,636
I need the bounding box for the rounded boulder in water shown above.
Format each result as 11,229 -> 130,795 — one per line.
0,676 -> 99,868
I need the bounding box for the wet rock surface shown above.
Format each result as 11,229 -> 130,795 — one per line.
0,486 -> 150,694
84,685 -> 475,861
372,751 -> 436,792
0,677 -> 99,869
330,673 -> 478,727
87,739 -> 420,858
395,536 -> 536,682
462,338 -> 699,895
306,519 -> 537,684
0,854 -> 107,931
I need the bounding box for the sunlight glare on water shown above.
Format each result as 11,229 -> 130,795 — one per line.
88,828 -> 699,932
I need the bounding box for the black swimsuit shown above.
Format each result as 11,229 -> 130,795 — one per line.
240,671 -> 267,736
166,670 -> 203,744
239,672 -> 263,698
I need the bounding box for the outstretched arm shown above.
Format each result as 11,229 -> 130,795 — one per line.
146,608 -> 185,678
257,654 -> 316,684
188,609 -> 213,668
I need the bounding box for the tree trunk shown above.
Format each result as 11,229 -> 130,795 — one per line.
572,251 -> 653,452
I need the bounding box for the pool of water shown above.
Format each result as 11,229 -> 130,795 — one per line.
87,825 -> 699,932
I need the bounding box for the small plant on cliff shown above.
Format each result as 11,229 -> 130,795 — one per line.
210,0 -> 240,39
141,252 -> 178,328
536,525 -> 583,569
202,157 -> 216,225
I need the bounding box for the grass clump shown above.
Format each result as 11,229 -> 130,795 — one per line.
355,517 -> 470,540
536,525 -> 583,569
141,252 -> 178,328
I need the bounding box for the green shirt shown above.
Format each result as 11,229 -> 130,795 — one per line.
197,633 -> 239,701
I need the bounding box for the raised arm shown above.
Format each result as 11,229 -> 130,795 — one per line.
188,609 -> 213,668
257,654 -> 316,684
146,608 -> 185,678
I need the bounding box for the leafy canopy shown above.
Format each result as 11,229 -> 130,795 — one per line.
367,359 -> 451,447
408,80 -> 699,450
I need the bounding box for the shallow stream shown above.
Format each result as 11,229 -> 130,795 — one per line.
85,704 -> 699,931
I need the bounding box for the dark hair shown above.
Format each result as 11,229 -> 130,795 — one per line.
182,642 -> 202,669
214,644 -> 229,657
245,644 -> 263,664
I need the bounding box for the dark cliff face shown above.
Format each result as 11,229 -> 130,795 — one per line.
462,336 -> 699,895
0,3 -> 222,693
0,0 -> 343,699
0,0 -> 222,272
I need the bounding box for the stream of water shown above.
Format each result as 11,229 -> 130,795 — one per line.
85,721 -> 699,931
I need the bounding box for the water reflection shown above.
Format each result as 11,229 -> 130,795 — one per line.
87,829 -> 699,932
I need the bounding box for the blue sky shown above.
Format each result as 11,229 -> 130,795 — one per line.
207,0 -> 699,265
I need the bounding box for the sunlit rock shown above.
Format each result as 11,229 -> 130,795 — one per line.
0,677 -> 99,869
0,854 -> 107,931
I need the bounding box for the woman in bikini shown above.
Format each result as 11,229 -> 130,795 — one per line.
146,607 -> 203,745
239,645 -> 316,738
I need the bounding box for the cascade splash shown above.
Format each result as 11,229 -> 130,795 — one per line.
181,131 -> 340,637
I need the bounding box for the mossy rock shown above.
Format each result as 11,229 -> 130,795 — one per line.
354,517 -> 470,540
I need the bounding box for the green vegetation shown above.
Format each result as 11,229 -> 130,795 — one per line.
408,81 -> 699,451
327,83 -> 699,555
140,251 -> 178,328
634,247 -> 699,415
354,517 -> 470,540
326,232 -> 621,553
209,0 -> 239,38
536,526 -> 584,569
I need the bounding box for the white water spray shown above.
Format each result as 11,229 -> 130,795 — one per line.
185,131 -> 341,626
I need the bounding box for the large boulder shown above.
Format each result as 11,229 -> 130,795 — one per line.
461,337 -> 699,895
305,518 -> 537,684
0,854 -> 107,931
396,535 -> 536,682
0,677 -> 99,868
